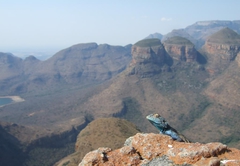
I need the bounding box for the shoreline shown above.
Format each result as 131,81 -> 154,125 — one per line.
0,96 -> 25,107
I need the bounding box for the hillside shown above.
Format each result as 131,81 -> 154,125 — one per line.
0,43 -> 131,95
55,118 -> 140,166
0,118 -> 88,166
77,36 -> 240,149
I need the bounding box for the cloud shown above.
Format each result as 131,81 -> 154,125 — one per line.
161,17 -> 172,21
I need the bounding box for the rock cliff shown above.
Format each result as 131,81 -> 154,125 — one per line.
128,38 -> 167,76
79,133 -> 240,166
205,28 -> 240,60
204,28 -> 240,72
163,36 -> 197,62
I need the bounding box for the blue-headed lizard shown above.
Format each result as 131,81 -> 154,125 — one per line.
146,113 -> 190,143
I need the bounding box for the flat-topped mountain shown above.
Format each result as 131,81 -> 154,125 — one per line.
203,28 -> 240,73
162,29 -> 198,47
163,36 -> 197,62
128,38 -> 167,76
206,27 -> 240,44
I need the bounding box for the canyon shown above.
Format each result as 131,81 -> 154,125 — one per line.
1,20 -> 240,166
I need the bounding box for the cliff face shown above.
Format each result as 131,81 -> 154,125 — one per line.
131,44 -> 165,65
205,44 -> 240,61
128,38 -> 167,76
79,133 -> 240,166
204,28 -> 240,72
128,37 -> 198,77
164,36 -> 197,62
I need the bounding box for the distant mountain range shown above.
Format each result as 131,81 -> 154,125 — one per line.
0,43 -> 131,95
147,20 -> 240,48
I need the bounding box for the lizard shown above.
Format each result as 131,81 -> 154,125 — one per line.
146,113 -> 191,143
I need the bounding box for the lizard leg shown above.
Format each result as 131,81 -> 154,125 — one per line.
165,130 -> 183,141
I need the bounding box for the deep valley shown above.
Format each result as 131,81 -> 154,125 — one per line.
1,20 -> 240,166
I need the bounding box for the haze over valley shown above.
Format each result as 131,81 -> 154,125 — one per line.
1,1 -> 240,166
1,19 -> 240,165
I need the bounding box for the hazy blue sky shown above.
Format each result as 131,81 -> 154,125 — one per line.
1,0 -> 239,52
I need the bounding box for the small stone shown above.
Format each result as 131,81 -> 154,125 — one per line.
208,157 -> 220,166
168,145 -> 173,148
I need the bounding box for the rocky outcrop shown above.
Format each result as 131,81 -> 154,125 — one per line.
204,28 -> 240,73
164,36 -> 197,62
131,38 -> 166,65
128,38 -> 167,76
79,133 -> 240,166
205,28 -> 240,61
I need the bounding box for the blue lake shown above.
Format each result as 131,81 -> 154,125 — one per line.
0,98 -> 14,106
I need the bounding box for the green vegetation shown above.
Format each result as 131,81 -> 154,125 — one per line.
178,99 -> 211,131
207,27 -> 240,44
119,97 -> 144,129
164,36 -> 194,45
154,61 -> 209,95
25,143 -> 75,166
134,38 -> 162,47
219,133 -> 240,146
62,161 -> 70,166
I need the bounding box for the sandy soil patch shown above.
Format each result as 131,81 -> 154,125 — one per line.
0,96 -> 25,107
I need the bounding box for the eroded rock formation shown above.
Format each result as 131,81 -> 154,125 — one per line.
204,28 -> 240,72
164,36 -> 197,62
128,37 -> 198,78
128,38 -> 167,76
79,133 -> 240,166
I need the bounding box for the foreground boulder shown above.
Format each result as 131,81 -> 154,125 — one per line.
79,133 -> 240,166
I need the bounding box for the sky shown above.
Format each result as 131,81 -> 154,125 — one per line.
0,0 -> 240,57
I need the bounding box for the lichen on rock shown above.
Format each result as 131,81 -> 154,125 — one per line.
79,133 -> 240,166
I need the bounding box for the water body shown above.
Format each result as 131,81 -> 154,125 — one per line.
0,98 -> 14,106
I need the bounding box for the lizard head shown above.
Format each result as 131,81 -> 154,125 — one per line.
146,113 -> 168,132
